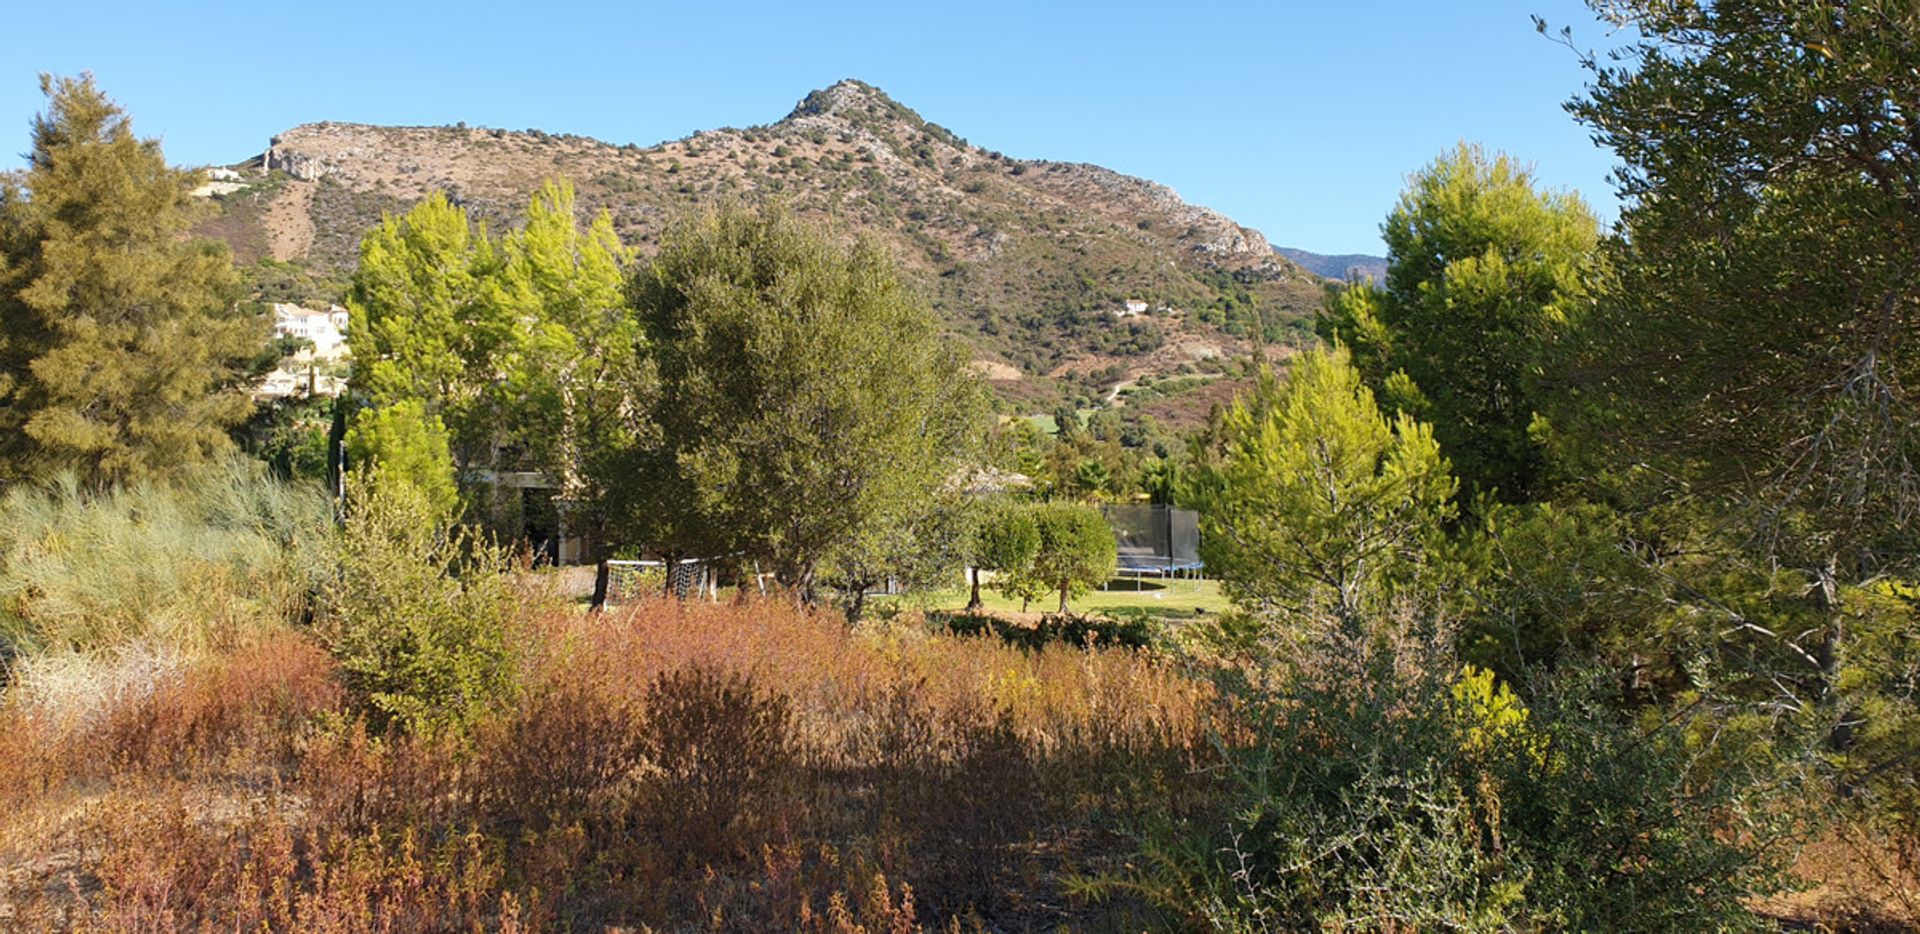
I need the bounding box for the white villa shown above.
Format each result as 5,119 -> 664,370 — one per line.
258,303 -> 351,398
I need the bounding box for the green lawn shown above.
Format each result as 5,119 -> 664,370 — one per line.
881,575 -> 1230,619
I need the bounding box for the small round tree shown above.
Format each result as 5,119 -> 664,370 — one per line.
967,499 -> 1039,610
1024,502 -> 1117,614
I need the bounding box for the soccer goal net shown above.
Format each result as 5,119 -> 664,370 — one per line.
603,558 -> 720,603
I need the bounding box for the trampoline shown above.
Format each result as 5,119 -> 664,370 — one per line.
1102,504 -> 1204,580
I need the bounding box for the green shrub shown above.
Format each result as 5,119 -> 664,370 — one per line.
928,610 -> 1156,651
1101,614 -> 1792,931
317,468 -> 519,735
0,460 -> 330,657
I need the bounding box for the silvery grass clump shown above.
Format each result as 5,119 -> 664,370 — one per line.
5,640 -> 189,729
0,459 -> 331,698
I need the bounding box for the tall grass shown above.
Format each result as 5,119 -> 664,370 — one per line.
0,460 -> 331,661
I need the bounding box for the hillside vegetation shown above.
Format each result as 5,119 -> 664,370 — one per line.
198,80 -> 1325,418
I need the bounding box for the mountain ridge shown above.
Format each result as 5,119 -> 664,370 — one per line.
1274,247 -> 1387,283
203,79 -> 1327,418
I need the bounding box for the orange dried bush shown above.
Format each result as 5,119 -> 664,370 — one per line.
60,787 -> 535,933
97,632 -> 343,775
0,631 -> 340,822
530,596 -> 1210,759
6,596 -> 1213,930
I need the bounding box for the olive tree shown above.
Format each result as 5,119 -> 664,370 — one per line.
966,498 -> 1039,610
1018,502 -> 1117,614
622,205 -> 985,604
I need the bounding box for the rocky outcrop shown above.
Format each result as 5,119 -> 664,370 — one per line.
265,137 -> 328,181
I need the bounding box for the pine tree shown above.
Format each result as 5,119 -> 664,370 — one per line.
1188,346 -> 1457,628
343,398 -> 460,522
344,191 -> 504,471
0,75 -> 262,485
1319,144 -> 1598,505
490,180 -> 637,536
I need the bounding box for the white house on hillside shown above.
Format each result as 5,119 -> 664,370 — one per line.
273,303 -> 350,359
258,303 -> 351,398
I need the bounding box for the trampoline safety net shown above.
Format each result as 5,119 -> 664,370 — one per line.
1100,504 -> 1202,574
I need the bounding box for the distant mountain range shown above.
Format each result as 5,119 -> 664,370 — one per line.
1274,247 -> 1388,284
199,79 -> 1346,422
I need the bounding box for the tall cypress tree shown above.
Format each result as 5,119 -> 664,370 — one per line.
0,75 -> 263,485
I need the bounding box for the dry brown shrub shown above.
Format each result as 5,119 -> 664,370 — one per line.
97,632 -> 342,775
6,596 -> 1211,930
59,786 -> 535,933
630,665 -> 798,867
0,631 -> 340,829
530,595 -> 1209,759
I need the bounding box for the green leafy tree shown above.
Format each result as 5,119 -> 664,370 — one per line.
236,395 -> 335,483
1015,501 -> 1116,614
623,204 -> 985,603
1559,0 -> 1920,576
827,490 -> 971,623
343,398 -> 459,522
967,498 -> 1040,610
490,179 -> 637,546
1072,459 -> 1112,501
0,75 -> 264,485
1555,0 -> 1920,819
1461,499 -> 1668,685
1187,346 -> 1457,628
1319,144 -> 1598,504
345,190 -> 505,471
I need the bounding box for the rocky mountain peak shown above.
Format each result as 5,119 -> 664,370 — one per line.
785,79 -> 907,121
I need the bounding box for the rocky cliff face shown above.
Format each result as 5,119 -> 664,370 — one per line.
264,137 -> 330,181
211,80 -> 1324,408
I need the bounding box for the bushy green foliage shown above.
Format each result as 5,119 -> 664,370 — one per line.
346,181 -> 640,543
1560,2 -> 1920,565
0,460 -> 330,656
621,203 -> 985,601
317,469 -> 518,735
346,190 -> 504,469
1106,617 -> 1791,931
932,609 -> 1155,650
825,490 -> 973,623
966,498 -> 1038,610
1318,143 -> 1597,504
235,395 -> 335,482
1186,346 -> 1456,628
491,179 -> 638,529
1554,0 -> 1920,861
1461,498 -> 1666,684
343,398 -> 459,523
0,75 -> 265,485
1005,502 -> 1116,614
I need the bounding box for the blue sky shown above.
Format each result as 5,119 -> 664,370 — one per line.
0,1 -> 1626,255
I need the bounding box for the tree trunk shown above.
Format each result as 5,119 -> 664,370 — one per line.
796,565 -> 818,609
1058,584 -> 1070,615
1815,554 -> 1855,751
589,559 -> 610,613
967,567 -> 983,611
